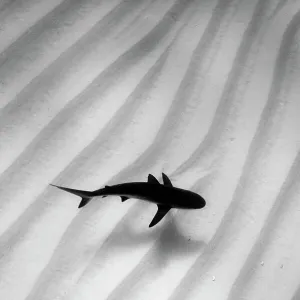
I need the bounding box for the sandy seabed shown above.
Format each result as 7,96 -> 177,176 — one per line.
0,0 -> 300,299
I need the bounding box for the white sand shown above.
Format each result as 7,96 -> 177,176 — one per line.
0,1 -> 299,300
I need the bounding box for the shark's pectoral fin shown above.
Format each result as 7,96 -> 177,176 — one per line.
121,196 -> 129,202
162,173 -> 173,187
149,205 -> 171,228
148,174 -> 160,184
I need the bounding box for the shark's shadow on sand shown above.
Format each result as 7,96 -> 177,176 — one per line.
94,206 -> 206,300
153,217 -> 206,268
88,202 -> 205,271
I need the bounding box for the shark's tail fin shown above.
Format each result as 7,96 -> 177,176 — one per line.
50,184 -> 95,208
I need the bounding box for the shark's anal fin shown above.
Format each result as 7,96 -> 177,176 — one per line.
148,174 -> 160,184
121,196 -> 129,202
162,173 -> 173,187
149,205 -> 171,227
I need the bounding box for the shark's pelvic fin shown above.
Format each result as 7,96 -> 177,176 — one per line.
149,204 -> 171,227
121,196 -> 129,202
148,174 -> 160,185
162,173 -> 173,187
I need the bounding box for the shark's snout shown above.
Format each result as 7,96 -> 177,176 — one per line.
185,191 -> 206,209
195,197 -> 206,209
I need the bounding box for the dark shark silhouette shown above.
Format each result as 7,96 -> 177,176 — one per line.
50,173 -> 206,227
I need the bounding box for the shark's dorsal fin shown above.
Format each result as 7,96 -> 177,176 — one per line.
162,173 -> 173,187
148,174 -> 160,185
149,204 -> 171,227
121,196 -> 129,202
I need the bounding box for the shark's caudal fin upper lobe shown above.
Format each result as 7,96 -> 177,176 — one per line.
50,184 -> 94,208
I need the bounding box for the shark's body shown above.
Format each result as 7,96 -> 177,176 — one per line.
51,173 -> 206,227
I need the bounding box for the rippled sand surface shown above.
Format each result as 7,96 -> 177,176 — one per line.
0,1 -> 300,299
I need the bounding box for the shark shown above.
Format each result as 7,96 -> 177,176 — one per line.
50,173 -> 206,227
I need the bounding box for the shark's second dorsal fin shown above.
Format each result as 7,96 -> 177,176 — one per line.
148,174 -> 160,184
162,173 -> 173,187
